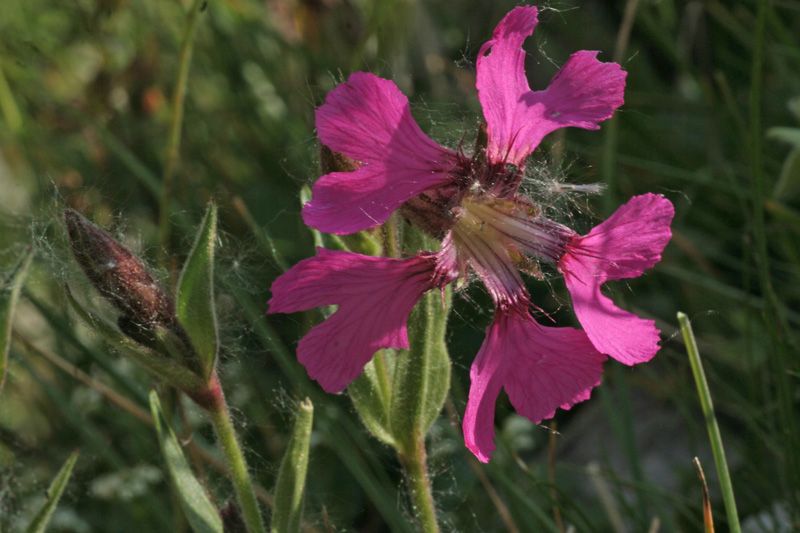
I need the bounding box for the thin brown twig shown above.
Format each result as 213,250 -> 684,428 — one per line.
694,457 -> 714,533
15,330 -> 152,424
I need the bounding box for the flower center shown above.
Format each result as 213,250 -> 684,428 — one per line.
449,195 -> 575,308
453,196 -> 574,263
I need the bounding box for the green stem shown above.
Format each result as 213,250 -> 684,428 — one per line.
383,214 -> 400,259
748,1 -> 799,512
398,438 -> 440,533
207,379 -> 266,533
677,312 -> 740,533
158,0 -> 205,263
0,58 -> 23,133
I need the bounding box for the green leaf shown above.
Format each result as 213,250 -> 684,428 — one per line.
271,398 -> 314,533
299,186 -> 324,249
0,247 -> 33,395
25,450 -> 79,533
766,126 -> 800,147
389,287 -> 452,453
388,227 -> 451,453
150,390 -> 224,533
773,147 -> 800,201
177,202 -> 219,380
349,351 -> 397,448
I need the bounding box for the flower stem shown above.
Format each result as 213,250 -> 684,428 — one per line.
677,312 -> 740,533
398,437 -> 439,533
158,0 -> 205,264
207,379 -> 266,533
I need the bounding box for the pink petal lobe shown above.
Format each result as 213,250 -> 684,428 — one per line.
462,315 -> 510,463
477,6 -> 626,166
463,311 -> 606,463
476,5 -> 539,166
561,194 -> 675,365
503,317 -> 606,424
563,269 -> 660,365
529,50 -> 627,132
304,72 -> 458,234
570,193 -> 674,280
268,248 -> 436,392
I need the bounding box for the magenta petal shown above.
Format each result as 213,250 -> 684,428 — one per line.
268,248 -> 435,392
463,312 -> 606,463
503,316 -> 606,424
462,315 -> 510,463
304,72 -> 458,234
476,7 -> 626,166
561,194 -> 675,365
563,270 -> 661,365
569,193 -> 675,280
527,50 -> 627,132
476,5 -> 540,166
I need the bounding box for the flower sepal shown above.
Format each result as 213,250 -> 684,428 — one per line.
347,289 -> 452,454
64,285 -> 207,399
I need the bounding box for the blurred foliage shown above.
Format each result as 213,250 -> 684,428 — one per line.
0,0 -> 799,531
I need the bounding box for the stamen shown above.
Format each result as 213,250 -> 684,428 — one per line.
455,197 -> 575,264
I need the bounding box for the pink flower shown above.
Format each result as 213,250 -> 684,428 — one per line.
455,193 -> 673,461
269,5 -> 674,462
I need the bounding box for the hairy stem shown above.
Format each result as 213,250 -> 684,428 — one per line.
207,378 -> 266,533
398,437 -> 439,533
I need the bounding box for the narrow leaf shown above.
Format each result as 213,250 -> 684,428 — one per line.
348,351 -> 397,448
694,457 -> 715,533
0,247 -> 33,395
177,202 -> 219,379
389,227 -> 451,452
773,147 -> 800,201
271,398 -> 314,533
150,390 -> 223,533
389,286 -> 451,452
678,312 -> 741,533
25,450 -> 79,533
766,126 -> 800,146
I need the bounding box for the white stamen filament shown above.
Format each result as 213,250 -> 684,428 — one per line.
455,197 -> 574,264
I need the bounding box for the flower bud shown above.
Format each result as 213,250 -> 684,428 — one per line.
65,209 -> 175,330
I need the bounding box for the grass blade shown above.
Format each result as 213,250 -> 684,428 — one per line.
678,312 -> 740,533
693,457 -> 714,533
0,247 -> 33,395
24,451 -> 79,533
